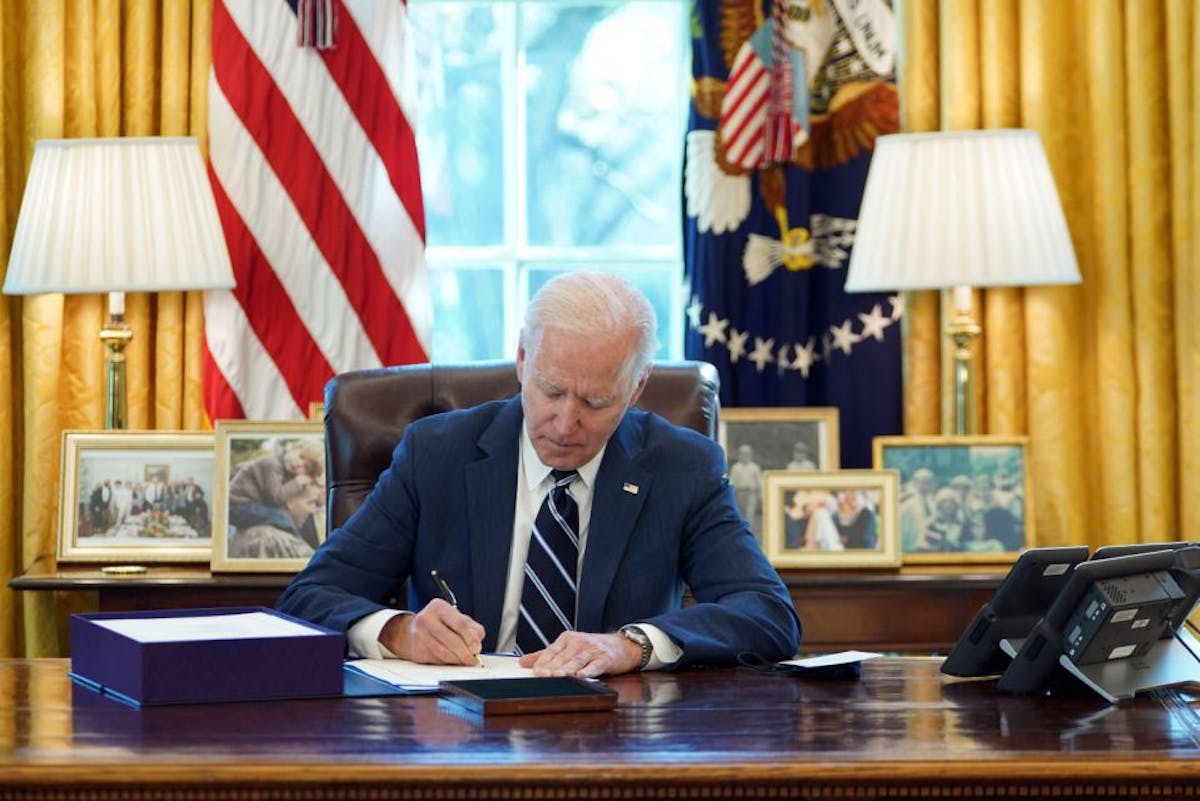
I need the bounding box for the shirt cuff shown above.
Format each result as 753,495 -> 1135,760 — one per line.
637,623 -> 682,671
347,609 -> 408,659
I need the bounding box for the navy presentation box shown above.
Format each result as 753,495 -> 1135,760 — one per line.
70,607 -> 345,706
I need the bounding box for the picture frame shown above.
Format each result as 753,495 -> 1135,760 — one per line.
762,470 -> 901,568
56,431 -> 216,563
872,435 -> 1033,563
212,420 -> 327,573
719,407 -> 840,545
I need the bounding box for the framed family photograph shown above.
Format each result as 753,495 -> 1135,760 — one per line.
719,407 -> 840,545
56,431 -> 216,563
762,470 -> 900,568
872,435 -> 1032,564
212,420 -> 326,573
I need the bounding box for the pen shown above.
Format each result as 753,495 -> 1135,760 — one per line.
430,569 -> 458,607
430,569 -> 483,667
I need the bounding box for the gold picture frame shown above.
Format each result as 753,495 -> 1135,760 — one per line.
211,420 -> 326,573
872,435 -> 1033,564
56,431 -> 216,563
762,470 -> 900,568
718,407 -> 840,545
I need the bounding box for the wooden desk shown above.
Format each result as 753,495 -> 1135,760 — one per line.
3,657 -> 1200,800
10,561 -> 1002,653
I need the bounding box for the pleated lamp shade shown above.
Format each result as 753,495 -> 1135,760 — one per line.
844,129 -> 1081,294
3,137 -> 234,295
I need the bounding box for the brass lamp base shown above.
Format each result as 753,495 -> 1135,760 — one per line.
946,310 -> 981,436
100,315 -> 132,429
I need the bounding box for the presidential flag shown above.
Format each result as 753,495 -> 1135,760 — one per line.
204,0 -> 431,422
684,0 -> 902,467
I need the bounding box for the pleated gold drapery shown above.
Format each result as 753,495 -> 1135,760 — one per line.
0,0 -> 213,657
899,0 -> 1200,551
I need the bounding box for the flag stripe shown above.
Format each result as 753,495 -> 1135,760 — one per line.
205,0 -> 430,423
211,2 -> 413,366
319,4 -> 425,241
719,47 -> 768,168
223,0 -> 430,364
201,339 -> 247,421
724,88 -> 767,165
207,83 -> 383,375
203,291 -> 306,420
209,170 -> 335,409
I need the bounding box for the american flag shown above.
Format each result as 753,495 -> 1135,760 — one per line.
718,0 -> 805,170
204,0 -> 431,421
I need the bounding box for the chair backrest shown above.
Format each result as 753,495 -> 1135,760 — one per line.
323,360 -> 720,529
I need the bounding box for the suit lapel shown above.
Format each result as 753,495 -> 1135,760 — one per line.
464,398 -> 523,650
577,415 -> 651,632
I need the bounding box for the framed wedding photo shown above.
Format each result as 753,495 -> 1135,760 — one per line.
762,470 -> 900,569
873,435 -> 1032,564
56,431 -> 216,563
212,420 -> 326,573
719,407 -> 840,545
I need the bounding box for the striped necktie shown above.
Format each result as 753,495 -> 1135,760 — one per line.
516,469 -> 579,654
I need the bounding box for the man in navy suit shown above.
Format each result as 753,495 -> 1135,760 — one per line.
277,271 -> 800,676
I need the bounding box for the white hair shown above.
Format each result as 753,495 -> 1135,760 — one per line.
520,271 -> 658,381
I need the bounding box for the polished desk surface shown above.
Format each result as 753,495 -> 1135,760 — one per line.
3,658 -> 1200,800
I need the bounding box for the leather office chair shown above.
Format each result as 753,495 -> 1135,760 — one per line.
323,360 -> 720,529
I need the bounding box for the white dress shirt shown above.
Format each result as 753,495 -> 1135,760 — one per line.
347,425 -> 681,669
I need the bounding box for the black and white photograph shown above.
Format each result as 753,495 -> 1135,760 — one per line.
56,431 -> 215,563
762,470 -> 900,568
873,435 -> 1032,563
718,407 -> 839,544
212,420 -> 326,573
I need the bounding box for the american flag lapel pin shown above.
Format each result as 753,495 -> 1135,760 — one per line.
622,483 -> 639,495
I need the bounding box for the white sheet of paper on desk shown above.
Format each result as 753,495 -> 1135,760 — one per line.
347,654 -> 534,691
779,650 -> 882,668
92,611 -> 326,643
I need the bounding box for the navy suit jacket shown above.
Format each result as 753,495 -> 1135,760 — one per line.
276,396 -> 801,666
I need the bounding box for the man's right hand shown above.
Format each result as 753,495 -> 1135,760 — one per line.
378,599 -> 485,665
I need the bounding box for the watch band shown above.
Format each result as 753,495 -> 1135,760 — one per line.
620,625 -> 653,671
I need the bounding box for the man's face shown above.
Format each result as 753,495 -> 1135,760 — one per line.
517,326 -> 647,470
285,488 -> 320,528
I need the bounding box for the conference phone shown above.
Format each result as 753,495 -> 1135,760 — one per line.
941,541 -> 1200,702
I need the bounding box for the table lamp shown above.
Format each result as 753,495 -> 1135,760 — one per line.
3,137 -> 235,429
844,128 -> 1081,435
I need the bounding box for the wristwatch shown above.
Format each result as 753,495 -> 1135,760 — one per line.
619,625 -> 653,671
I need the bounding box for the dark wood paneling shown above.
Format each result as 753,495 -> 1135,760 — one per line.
12,561 -> 1003,653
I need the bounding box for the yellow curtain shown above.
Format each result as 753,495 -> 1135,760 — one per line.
0,0 -> 212,657
899,0 -> 1200,550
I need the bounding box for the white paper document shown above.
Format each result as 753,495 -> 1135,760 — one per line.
346,654 -> 535,691
779,650 -> 881,668
93,611 -> 326,643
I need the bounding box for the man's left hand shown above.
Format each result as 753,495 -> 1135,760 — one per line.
518,631 -> 643,677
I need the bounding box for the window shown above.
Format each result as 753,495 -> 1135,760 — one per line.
410,0 -> 690,362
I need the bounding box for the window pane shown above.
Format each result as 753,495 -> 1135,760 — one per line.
522,3 -> 687,247
411,4 -> 508,247
525,265 -> 677,361
430,266 -> 509,362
